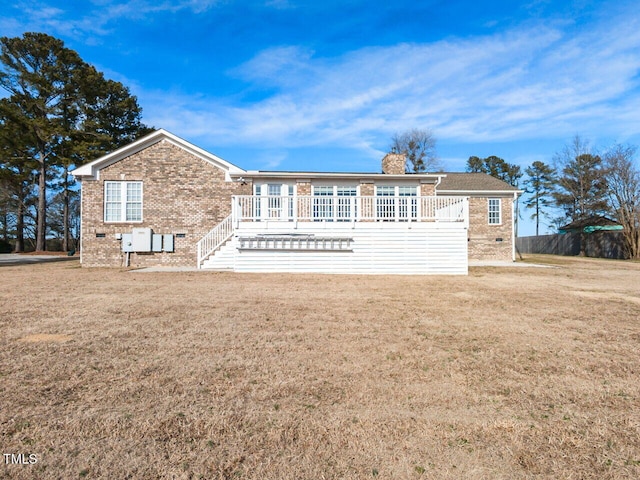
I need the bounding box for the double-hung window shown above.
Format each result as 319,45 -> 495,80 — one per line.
376,185 -> 417,221
488,198 -> 501,225
398,186 -> 418,221
376,186 -> 396,221
336,186 -> 357,221
104,181 -> 142,222
313,186 -> 358,221
313,186 -> 334,221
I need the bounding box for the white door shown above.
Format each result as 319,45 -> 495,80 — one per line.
258,184 -> 294,221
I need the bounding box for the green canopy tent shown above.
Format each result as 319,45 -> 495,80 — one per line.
558,215 -> 623,234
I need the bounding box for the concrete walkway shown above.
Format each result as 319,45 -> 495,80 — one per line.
0,254 -> 79,267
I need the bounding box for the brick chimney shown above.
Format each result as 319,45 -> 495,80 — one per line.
382,151 -> 406,174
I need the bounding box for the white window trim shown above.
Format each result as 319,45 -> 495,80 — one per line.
488,198 -> 502,225
104,181 -> 143,223
374,185 -> 418,196
254,182 -> 295,196
312,185 -> 359,195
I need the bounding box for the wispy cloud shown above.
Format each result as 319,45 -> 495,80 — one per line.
97,0 -> 224,19
4,0 -> 639,162
231,46 -> 317,88
2,0 -> 226,39
139,7 -> 640,156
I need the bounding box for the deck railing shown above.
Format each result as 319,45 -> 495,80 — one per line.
232,195 -> 468,224
196,214 -> 233,267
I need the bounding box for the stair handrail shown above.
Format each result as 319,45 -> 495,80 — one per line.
196,214 -> 234,268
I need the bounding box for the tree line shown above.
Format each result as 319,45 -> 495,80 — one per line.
464,137 -> 639,259
390,129 -> 639,259
0,32 -> 152,253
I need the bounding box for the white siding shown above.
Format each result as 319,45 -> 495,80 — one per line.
203,221 -> 467,275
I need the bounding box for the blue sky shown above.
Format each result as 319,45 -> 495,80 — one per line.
2,0 -> 640,234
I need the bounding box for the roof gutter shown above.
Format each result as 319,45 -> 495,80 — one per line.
231,171 -> 446,181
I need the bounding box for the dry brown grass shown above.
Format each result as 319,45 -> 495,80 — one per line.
1,257 -> 639,479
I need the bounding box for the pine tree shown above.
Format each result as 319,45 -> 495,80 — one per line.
466,155 -> 522,187
523,161 -> 556,235
0,32 -> 150,251
553,136 -> 609,255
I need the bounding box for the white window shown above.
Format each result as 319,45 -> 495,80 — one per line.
104,181 -> 142,222
398,186 -> 418,220
312,185 -> 358,221
488,198 -> 501,225
336,186 -> 357,221
288,185 -> 294,218
376,185 -> 418,221
313,186 -> 334,220
376,186 -> 396,221
254,184 -> 261,219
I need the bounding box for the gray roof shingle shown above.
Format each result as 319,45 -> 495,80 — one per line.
437,172 -> 518,192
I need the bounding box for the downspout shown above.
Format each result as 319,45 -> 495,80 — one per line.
512,191 -> 517,262
434,175 -> 443,193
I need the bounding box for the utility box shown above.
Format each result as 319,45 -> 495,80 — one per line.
131,227 -> 152,252
121,233 -> 134,252
152,234 -> 163,252
163,234 -> 174,252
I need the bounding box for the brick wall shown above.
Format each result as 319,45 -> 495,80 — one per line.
80,140 -> 251,267
420,183 -> 435,196
467,196 -> 514,261
359,181 -> 375,220
295,180 -> 311,218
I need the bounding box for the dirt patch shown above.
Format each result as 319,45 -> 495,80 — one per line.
1,256 -> 639,479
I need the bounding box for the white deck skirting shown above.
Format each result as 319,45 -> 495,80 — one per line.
202,221 -> 468,275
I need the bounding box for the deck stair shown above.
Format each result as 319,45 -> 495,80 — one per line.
196,214 -> 234,268
200,240 -> 236,270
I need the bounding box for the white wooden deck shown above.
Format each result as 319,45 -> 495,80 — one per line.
198,195 -> 470,274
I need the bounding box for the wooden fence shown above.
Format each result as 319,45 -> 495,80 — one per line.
516,232 -> 627,259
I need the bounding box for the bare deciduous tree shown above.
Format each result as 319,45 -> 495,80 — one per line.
390,129 -> 439,172
604,144 -> 640,259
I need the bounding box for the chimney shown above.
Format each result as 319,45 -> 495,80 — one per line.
382,151 -> 406,174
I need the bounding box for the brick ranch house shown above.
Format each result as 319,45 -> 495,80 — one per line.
72,129 -> 520,274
